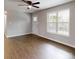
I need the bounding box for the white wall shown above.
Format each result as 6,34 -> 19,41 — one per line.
32,2 -> 75,48
6,10 -> 32,37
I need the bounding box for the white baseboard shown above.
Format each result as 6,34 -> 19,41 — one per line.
7,33 -> 32,38
32,33 -> 75,48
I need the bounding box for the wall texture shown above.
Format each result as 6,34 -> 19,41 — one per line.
32,2 -> 75,48
6,10 -> 32,37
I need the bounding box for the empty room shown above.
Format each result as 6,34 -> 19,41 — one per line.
4,0 -> 75,59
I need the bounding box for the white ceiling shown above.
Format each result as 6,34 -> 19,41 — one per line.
5,0 -> 74,13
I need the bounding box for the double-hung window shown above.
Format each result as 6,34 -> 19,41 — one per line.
47,8 -> 70,36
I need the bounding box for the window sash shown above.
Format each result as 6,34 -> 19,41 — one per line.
47,22 -> 56,33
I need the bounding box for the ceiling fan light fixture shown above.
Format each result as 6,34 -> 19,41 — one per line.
27,5 -> 32,9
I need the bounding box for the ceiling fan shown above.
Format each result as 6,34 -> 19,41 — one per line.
19,0 -> 40,9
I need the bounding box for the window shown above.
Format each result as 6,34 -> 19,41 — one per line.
47,9 -> 70,36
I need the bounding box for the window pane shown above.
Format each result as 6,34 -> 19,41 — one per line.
47,22 -> 56,33
58,22 -> 69,35
48,12 -> 57,22
58,9 -> 70,22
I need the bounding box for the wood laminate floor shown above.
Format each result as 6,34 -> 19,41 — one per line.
5,34 -> 75,59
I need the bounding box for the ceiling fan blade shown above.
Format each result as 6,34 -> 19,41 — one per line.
33,5 -> 39,8
33,2 -> 40,5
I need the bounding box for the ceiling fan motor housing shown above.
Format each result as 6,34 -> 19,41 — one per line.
26,1 -> 32,5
